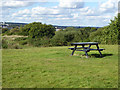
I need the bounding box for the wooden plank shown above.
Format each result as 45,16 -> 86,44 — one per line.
69,48 -> 105,51
89,49 -> 105,51
71,42 -> 98,45
68,47 -> 88,50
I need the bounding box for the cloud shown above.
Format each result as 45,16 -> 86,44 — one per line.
11,6 -> 73,21
2,0 -> 118,27
99,0 -> 118,13
119,1 -> 120,13
70,7 -> 100,18
59,0 -> 84,9
80,7 -> 99,16
12,9 -> 30,17
2,0 -> 34,8
31,6 -> 61,15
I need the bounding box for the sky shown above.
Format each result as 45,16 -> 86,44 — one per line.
0,0 -> 119,27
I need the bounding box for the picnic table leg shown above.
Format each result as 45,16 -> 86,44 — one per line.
96,44 -> 102,56
85,51 -> 89,58
71,45 -> 77,56
82,45 -> 89,58
88,45 -> 91,49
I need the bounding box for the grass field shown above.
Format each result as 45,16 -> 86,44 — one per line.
2,45 -> 118,88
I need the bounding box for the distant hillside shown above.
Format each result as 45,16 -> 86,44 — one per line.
0,22 -> 102,30
0,22 -> 28,27
53,25 -> 102,30
0,22 -> 28,25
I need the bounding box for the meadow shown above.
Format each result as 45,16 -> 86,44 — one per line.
2,45 -> 118,88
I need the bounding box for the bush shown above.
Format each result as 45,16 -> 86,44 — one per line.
12,44 -> 22,49
14,37 -> 28,41
50,32 -> 67,46
6,26 -> 20,35
29,37 -> 50,47
51,28 -> 90,46
2,39 -> 8,49
2,28 -> 9,33
14,37 -> 28,45
2,38 -> 22,49
19,40 -> 28,45
22,22 -> 56,46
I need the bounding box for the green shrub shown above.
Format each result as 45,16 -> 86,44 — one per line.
6,26 -> 20,35
19,40 -> 28,45
2,39 -> 8,49
2,38 -> 22,49
14,37 -> 28,41
2,28 -> 9,33
29,37 -> 51,47
40,39 -> 50,47
51,29 -> 90,46
12,44 -> 22,49
7,43 -> 22,49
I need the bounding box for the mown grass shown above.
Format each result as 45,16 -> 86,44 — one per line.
2,45 -> 118,88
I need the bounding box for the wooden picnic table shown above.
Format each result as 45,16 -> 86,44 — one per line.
68,42 -> 105,58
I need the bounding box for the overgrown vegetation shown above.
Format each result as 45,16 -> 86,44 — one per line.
2,36 -> 28,49
51,27 -> 92,46
2,13 -> 119,48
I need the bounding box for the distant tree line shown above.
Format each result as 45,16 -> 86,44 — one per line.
2,13 -> 119,47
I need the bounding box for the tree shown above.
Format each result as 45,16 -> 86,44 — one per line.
21,22 -> 55,46
6,26 -> 20,35
90,13 -> 119,44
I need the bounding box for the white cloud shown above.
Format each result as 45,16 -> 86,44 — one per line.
31,7 -> 61,15
70,7 -> 99,18
12,9 -> 30,17
99,0 -> 118,13
2,0 -> 118,27
2,0 -> 33,8
118,1 -> 120,13
80,7 -> 99,16
59,0 -> 84,9
11,6 -> 73,21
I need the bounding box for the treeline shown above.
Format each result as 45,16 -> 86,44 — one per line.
2,14 -> 119,48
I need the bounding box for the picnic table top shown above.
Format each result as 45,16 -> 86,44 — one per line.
71,42 -> 98,45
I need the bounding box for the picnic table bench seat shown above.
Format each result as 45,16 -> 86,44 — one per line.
68,47 -> 88,50
69,48 -> 105,51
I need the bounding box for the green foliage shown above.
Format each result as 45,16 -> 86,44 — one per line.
118,13 -> 120,44
19,40 -> 28,45
14,37 -> 27,41
2,37 -> 22,49
90,14 -> 119,44
20,22 -> 55,46
2,28 -> 9,33
2,39 -> 8,49
51,28 -> 90,46
2,13 -> 119,47
89,27 -> 98,32
6,26 -> 20,35
40,37 -> 51,47
64,27 -> 77,31
29,37 -> 51,47
51,31 -> 67,46
14,37 -> 28,45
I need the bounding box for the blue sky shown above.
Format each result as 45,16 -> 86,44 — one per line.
1,0 -> 118,27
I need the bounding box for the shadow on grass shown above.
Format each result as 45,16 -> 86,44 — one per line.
90,54 -> 113,58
